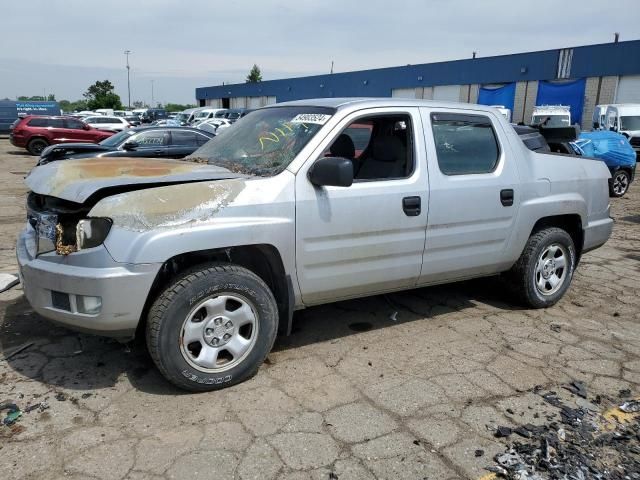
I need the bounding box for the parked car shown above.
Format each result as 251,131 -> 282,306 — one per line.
18,99 -> 612,391
532,105 -> 571,127
37,126 -> 214,165
194,118 -> 232,134
224,108 -> 251,123
10,115 -> 114,155
190,108 -> 227,125
124,115 -> 142,127
83,115 -> 131,132
603,104 -> 640,159
141,108 -> 168,123
571,131 -> 636,197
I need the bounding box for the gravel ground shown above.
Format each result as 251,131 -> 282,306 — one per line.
1,137 -> 639,480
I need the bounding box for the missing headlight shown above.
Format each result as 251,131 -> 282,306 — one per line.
76,218 -> 112,250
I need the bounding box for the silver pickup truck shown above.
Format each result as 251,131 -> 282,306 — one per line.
18,98 -> 613,391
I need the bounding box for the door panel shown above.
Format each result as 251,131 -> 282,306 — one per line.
418,107 -> 521,285
295,107 -> 428,304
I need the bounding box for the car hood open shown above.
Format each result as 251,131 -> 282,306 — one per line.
25,157 -> 245,203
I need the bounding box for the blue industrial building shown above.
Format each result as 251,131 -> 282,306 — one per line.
196,40 -> 640,129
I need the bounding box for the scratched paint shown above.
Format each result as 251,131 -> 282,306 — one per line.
89,179 -> 245,232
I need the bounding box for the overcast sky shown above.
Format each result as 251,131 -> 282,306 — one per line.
0,0 -> 638,105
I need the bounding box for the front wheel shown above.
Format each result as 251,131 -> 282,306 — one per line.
505,227 -> 576,308
609,170 -> 630,197
146,263 -> 278,391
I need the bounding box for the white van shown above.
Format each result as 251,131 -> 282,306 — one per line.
532,105 -> 571,127
605,104 -> 640,156
592,105 -> 610,130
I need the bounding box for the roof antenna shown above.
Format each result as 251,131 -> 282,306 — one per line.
614,32 -> 620,43
472,51 -> 477,59
330,61 -> 334,74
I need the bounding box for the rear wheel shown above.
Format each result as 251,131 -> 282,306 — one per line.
505,227 -> 576,308
609,170 -> 630,197
27,138 -> 48,156
146,263 -> 278,391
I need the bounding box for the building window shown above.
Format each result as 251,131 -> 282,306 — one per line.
557,49 -> 573,79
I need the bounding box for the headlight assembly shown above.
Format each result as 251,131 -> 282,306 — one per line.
76,218 -> 112,250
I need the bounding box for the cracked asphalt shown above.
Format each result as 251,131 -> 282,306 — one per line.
1,137 -> 639,479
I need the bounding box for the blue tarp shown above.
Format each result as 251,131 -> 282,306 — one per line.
477,83 -> 516,112
572,131 -> 636,168
535,79 -> 586,126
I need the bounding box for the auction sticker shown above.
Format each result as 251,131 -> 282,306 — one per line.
290,113 -> 331,125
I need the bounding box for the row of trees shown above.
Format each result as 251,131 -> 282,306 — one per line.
21,64 -> 264,113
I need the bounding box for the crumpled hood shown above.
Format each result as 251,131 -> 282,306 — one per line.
25,157 -> 244,203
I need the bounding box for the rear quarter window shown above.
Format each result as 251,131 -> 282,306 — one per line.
431,113 -> 500,175
28,118 -> 49,127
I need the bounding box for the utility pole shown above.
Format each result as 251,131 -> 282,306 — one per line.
330,61 -> 334,74
151,80 -> 155,107
124,50 -> 132,108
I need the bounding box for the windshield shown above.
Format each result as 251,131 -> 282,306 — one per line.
175,113 -> 189,122
214,111 -> 227,118
187,106 -> 334,176
620,116 -> 640,131
99,129 -> 135,147
532,114 -> 570,127
194,111 -> 210,119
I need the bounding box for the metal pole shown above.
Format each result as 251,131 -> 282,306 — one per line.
124,50 -> 132,108
151,80 -> 154,107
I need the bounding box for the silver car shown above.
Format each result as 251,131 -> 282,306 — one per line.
18,98 -> 613,391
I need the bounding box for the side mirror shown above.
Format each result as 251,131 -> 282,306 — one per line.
83,124 -> 91,130
123,141 -> 139,150
593,122 -> 599,129
309,157 -> 353,187
610,126 -> 616,132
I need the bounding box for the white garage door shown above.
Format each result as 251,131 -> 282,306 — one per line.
247,97 -> 262,109
266,96 -> 277,105
616,75 -> 640,103
391,88 -> 416,99
432,85 -> 461,102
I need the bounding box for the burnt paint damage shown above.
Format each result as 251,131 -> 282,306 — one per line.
26,157 -> 245,203
89,179 -> 246,232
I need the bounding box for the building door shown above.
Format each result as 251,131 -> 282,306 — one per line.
616,75 -> 640,103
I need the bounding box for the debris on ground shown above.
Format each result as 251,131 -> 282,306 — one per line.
563,380 -> 587,399
24,401 -> 49,413
619,399 -> 640,413
0,402 -> 22,426
0,272 -> 19,293
549,324 -> 562,333
484,384 -> 640,479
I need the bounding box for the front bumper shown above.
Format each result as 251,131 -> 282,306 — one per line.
17,225 -> 161,339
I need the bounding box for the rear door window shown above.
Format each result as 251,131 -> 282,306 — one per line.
171,130 -> 200,147
430,113 -> 500,175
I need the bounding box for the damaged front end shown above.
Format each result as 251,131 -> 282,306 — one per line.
26,192 -> 109,256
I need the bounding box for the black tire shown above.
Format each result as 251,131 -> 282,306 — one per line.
146,263 -> 278,392
505,227 -> 576,308
27,138 -> 48,156
609,170 -> 630,197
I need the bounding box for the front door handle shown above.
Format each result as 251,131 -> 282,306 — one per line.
500,189 -> 514,207
402,196 -> 421,216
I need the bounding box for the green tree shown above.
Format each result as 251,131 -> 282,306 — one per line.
165,103 -> 196,112
17,94 -> 55,101
245,64 -> 262,83
59,99 -> 88,112
83,80 -> 123,110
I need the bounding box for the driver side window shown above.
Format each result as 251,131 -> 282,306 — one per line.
326,114 -> 414,181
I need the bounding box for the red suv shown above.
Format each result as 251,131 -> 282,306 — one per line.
10,116 -> 115,155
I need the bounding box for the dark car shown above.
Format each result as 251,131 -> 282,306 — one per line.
10,115 -> 114,155
125,115 -> 142,127
140,108 -> 168,123
224,108 -> 253,123
37,126 -> 214,165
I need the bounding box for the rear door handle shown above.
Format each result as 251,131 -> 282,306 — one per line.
500,189 -> 514,207
402,196 -> 421,216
